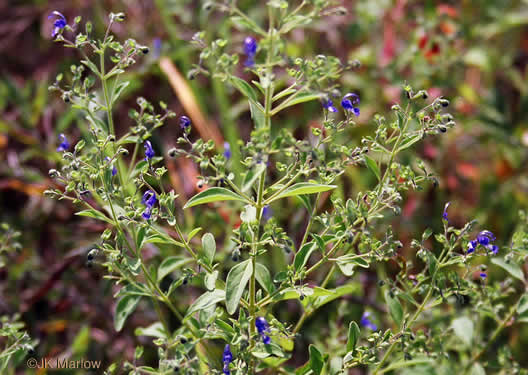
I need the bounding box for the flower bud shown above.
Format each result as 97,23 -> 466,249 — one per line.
231,248 -> 240,262
412,90 -> 428,100
87,249 -> 98,261
439,98 -> 449,107
48,169 -> 60,178
168,148 -> 178,157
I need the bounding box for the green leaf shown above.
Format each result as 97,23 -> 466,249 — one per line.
188,227 -> 202,241
312,233 -> 325,252
201,233 -> 216,266
136,226 -> 146,251
275,93 -> 321,113
81,58 -> 100,76
114,295 -> 141,331
309,284 -> 358,310
347,321 -> 360,353
71,326 -> 91,355
157,256 -> 188,283
205,270 -> 219,291
272,88 -> 297,102
225,260 -> 253,315
184,187 -> 248,209
230,76 -> 259,102
470,363 -> 486,375
294,242 -> 317,272
186,289 -> 225,318
146,232 -> 184,247
230,16 -> 265,36
271,287 -> 314,304
309,345 -> 324,375
296,195 -> 312,212
280,15 -> 312,33
256,263 -> 275,294
364,155 -> 381,181
517,293 -> 528,323
112,81 -> 130,105
336,255 -> 370,276
250,101 -> 266,129
135,322 -> 167,339
425,251 -> 438,277
268,183 -> 336,203
75,209 -> 113,224
451,316 -> 474,347
491,257 -> 525,282
398,134 -> 422,152
385,290 -> 403,328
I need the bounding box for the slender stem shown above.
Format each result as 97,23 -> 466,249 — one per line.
99,47 -> 127,191
299,192 -> 321,250
464,297 -> 519,373
372,232 -> 466,374
248,171 -> 266,374
293,264 -> 336,334
249,8 -> 275,374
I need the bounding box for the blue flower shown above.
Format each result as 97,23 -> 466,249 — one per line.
223,142 -> 232,159
153,38 -> 162,59
141,190 -> 157,220
467,240 -> 477,254
144,140 -> 155,161
142,190 -> 157,207
142,207 -> 153,220
323,98 -> 338,113
222,344 -> 233,375
180,115 -> 191,130
477,230 -> 495,246
467,230 -> 498,255
486,244 -> 499,255
480,272 -> 487,279
255,317 -> 271,344
105,157 -> 117,176
48,11 -> 67,38
262,205 -> 272,221
360,312 -> 377,331
442,202 -> 450,222
57,133 -> 70,152
244,36 -> 258,67
341,93 -> 360,117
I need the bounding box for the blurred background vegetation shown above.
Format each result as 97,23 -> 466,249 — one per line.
1,0 -> 528,373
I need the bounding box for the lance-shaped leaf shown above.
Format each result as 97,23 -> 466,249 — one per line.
225,259 -> 253,314
230,76 -> 259,102
491,257 -> 525,282
201,233 -> 216,266
157,256 -> 189,283
184,187 -> 248,209
255,263 -> 275,294
347,321 -> 360,353
517,293 -> 528,323
186,289 -> 225,318
364,155 -> 381,181
267,183 -> 336,203
76,209 -> 113,224
309,345 -> 324,375
385,290 -> 404,328
114,295 -> 141,331
294,242 -> 317,272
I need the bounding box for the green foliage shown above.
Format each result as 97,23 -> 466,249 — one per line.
0,1 -> 518,374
